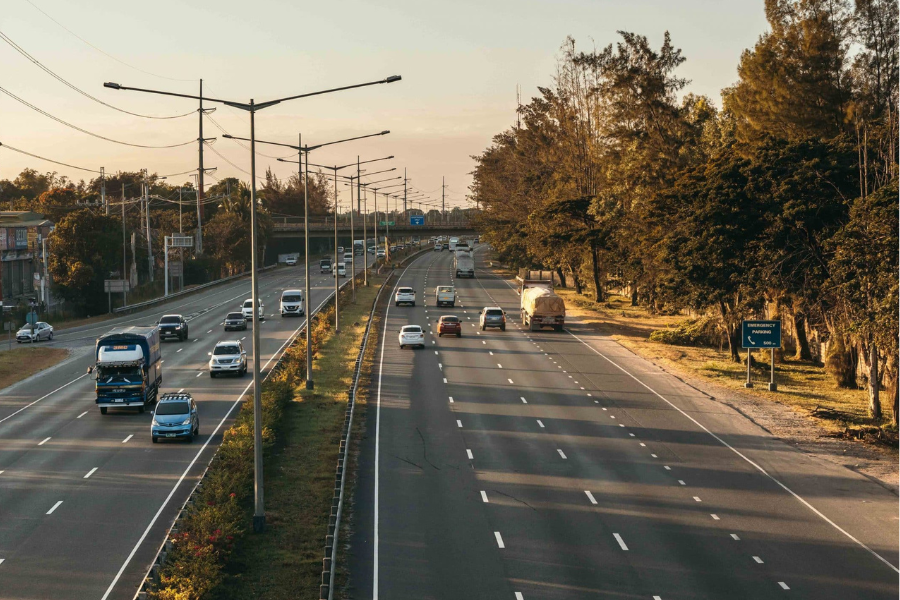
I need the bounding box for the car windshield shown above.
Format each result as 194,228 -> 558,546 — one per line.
97,365 -> 142,383
486,309 -> 503,316
156,402 -> 190,416
282,295 -> 302,303
159,316 -> 180,324
402,326 -> 422,333
214,345 -> 240,355
226,312 -> 243,320
243,300 -> 253,308
438,287 -> 453,293
442,316 -> 459,323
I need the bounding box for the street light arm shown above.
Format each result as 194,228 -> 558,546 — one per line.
307,130 -> 389,151
269,76 -> 401,105
103,82 -> 249,109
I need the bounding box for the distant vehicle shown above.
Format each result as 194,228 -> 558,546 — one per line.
394,287 -> 416,306
151,392 -> 199,443
398,325 -> 425,349
480,307 -> 506,331
208,340 -> 247,378
442,242 -> 450,250
435,286 -> 456,307
473,236 -> 480,243
90,326 -> 162,414
454,252 -> 475,278
285,256 -> 297,266
449,236 -> 459,251
320,258 -> 333,274
16,321 -> 53,343
224,311 -> 247,331
157,314 -> 188,341
368,245 -> 376,254
434,243 -> 442,252
437,315 -> 462,337
336,263 -> 347,277
280,289 -> 305,317
519,277 -> 565,331
337,246 -> 344,255
376,249 -> 386,258
242,298 -> 264,321
354,240 -> 364,255
344,252 -> 353,264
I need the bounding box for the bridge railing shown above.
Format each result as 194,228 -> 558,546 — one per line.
271,215 -> 471,231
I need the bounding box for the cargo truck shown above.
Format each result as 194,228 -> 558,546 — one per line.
453,250 -> 475,278
518,277 -> 565,331
88,326 -> 162,414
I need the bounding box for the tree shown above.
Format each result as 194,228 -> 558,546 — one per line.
48,209 -> 122,313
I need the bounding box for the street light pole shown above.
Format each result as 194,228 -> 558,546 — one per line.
301,135 -> 313,390
333,166 -> 340,333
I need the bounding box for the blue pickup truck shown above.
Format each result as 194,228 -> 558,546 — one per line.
89,326 -> 162,414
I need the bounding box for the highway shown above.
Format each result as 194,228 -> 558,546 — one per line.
349,247 -> 899,599
0,257 -> 370,600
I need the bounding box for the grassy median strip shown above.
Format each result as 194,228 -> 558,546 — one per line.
0,346 -> 69,391
204,276 -> 385,600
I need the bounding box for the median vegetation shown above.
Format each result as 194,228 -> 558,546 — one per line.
0,346 -> 69,391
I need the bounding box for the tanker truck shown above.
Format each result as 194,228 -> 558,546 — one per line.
518,276 -> 565,331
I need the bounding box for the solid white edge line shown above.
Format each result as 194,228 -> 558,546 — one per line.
106,278 -> 347,600
0,374 -> 88,427
563,326 -> 900,574
613,533 -> 628,551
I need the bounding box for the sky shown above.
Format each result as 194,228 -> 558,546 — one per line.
0,0 -> 769,213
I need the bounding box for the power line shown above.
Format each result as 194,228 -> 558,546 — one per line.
0,85 -> 195,149
203,142 -> 266,182
204,113 -> 298,160
24,0 -> 195,83
0,29 -> 194,120
0,141 -> 101,173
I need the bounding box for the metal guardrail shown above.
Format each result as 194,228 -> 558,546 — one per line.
113,264 -> 277,315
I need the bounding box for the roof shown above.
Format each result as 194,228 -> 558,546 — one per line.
159,392 -> 193,402
0,211 -> 53,228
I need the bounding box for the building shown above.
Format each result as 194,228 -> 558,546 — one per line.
0,211 -> 53,306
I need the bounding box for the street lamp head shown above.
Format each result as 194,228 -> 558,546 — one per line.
381,130 -> 390,135
385,75 -> 402,83
103,82 -> 122,90
222,134 -> 234,139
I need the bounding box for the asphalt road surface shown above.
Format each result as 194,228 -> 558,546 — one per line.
349,247 -> 899,599
0,256 -> 372,600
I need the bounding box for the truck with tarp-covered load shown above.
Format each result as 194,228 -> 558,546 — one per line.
517,275 -> 565,331
89,326 -> 162,414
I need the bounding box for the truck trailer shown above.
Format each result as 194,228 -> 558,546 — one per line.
89,326 -> 162,414
453,250 -> 475,278
518,277 -> 565,331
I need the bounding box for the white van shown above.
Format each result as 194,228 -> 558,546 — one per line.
336,263 -> 347,277
343,252 -> 353,264
242,298 -> 264,321
280,289 -> 304,317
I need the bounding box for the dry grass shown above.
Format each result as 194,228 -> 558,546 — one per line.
0,346 -> 69,390
208,276 -> 385,600
555,288 -> 879,434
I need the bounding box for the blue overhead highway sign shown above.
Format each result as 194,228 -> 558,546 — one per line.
410,215 -> 424,226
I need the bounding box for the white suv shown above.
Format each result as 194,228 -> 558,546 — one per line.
280,289 -> 304,317
394,287 -> 416,306
242,298 -> 264,321
208,341 -> 247,377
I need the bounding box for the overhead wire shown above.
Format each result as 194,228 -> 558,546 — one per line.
0,29 -> 194,120
0,85 -> 196,148
0,141 -> 101,173
204,113 -> 298,161
23,0 -> 196,83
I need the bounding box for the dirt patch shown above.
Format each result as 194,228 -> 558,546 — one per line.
0,346 -> 69,390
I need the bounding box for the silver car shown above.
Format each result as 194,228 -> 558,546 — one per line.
16,322 -> 53,343
208,341 -> 248,377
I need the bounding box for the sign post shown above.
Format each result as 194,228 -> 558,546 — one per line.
165,235 -> 193,297
104,279 -> 130,313
741,320 -> 782,391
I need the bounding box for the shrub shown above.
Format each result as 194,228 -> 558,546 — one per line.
649,317 -> 719,347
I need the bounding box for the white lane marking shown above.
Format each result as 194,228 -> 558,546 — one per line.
122,434 -> 133,444
587,393 -> 592,397
494,531 -> 505,548
585,491 -> 598,505
207,330 -> 212,334
192,339 -> 199,342
520,397 -> 527,404
46,501 -> 63,515
489,351 -> 494,355
84,467 -> 98,479
177,388 -> 184,393
693,496 -> 702,502
438,363 -> 443,371
664,466 -> 671,470
448,396 -> 454,403
497,364 -> 503,369
580,387 -> 585,390
639,443 -> 646,447
678,480 -> 686,486
0,558 -> 4,565
515,594 -> 524,600
177,348 -> 183,353
457,420 -> 463,428
443,377 -> 447,384
197,372 -> 203,378
76,411 -> 88,419
38,437 -> 51,446
564,327 -> 900,575
482,340 -> 486,344
711,514 -> 720,520
651,454 -> 658,458
557,449 -> 567,459
0,373 -> 88,426
778,582 -> 790,590
602,407 -> 607,411
619,424 -> 625,428
752,556 -> 764,564
629,433 -> 636,437
613,533 -> 628,551
434,351 -> 439,355
507,378 -> 514,384
480,491 -> 489,503
536,420 -> 545,428
731,534 -> 741,540
610,415 -> 616,419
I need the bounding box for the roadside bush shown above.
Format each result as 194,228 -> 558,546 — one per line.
649,317 -> 719,347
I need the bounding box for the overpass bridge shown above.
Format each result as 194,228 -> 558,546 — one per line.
270,216 -> 477,240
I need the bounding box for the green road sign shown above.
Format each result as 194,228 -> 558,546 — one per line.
379,221 -> 395,226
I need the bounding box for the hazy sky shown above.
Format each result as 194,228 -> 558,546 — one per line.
0,0 -> 768,212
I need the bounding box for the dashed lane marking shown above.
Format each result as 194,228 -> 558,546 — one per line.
466,449 -> 473,460
46,501 -> 63,515
84,467 -> 98,479
585,491 -> 598,505
480,491 -> 489,503
494,532 -> 505,549
557,449 -> 567,459
613,533 -> 628,551
38,437 -> 51,446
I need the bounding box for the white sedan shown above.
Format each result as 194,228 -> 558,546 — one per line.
398,325 -> 425,349
16,322 -> 53,343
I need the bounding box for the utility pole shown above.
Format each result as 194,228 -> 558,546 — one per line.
362,184 -> 368,287
403,167 -> 407,216
197,79 -> 205,253
442,175 -> 446,224
349,175 -> 356,303
301,135 -> 314,390
143,170 -> 153,282
121,184 -> 128,306
101,167 -> 107,215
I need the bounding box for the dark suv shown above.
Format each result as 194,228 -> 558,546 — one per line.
158,314 -> 188,341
